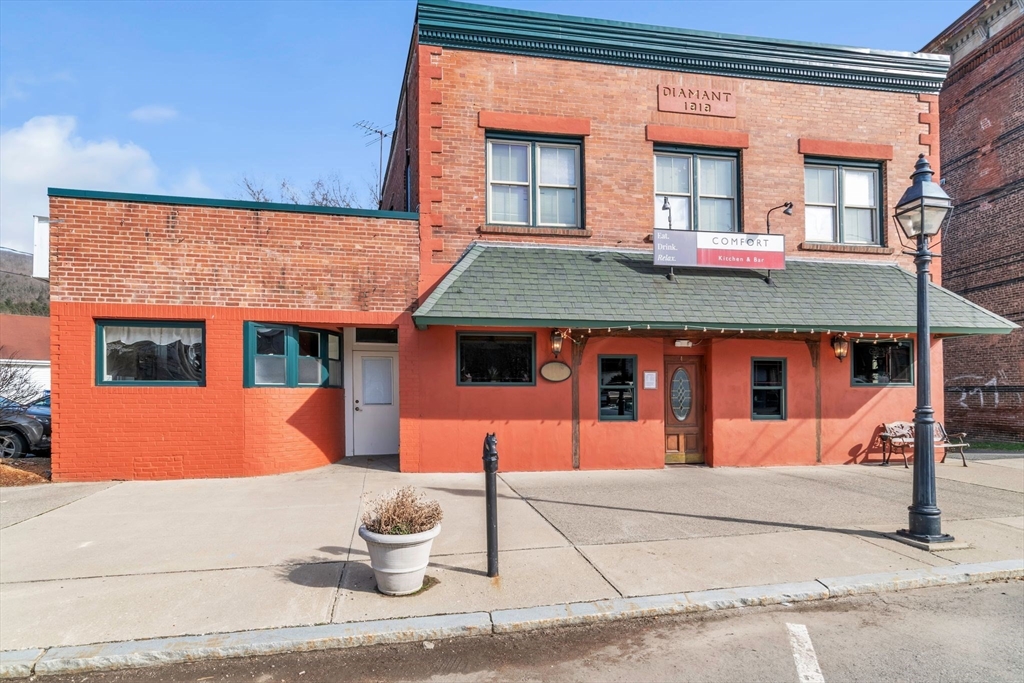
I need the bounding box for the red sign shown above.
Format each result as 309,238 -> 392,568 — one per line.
658,85 -> 737,118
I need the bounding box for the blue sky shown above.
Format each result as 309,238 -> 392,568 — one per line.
0,0 -> 972,252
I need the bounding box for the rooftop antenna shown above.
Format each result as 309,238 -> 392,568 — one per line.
354,121 -> 393,207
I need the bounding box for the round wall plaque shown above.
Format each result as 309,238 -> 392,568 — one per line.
540,361 -> 572,382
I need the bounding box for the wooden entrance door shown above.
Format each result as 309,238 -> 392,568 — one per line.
665,357 -> 703,464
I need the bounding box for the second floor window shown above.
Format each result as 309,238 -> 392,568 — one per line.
655,150 -> 738,232
486,138 -> 581,228
805,161 -> 882,245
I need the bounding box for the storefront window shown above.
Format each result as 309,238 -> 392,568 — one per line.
245,323 -> 341,388
458,333 -> 535,385
97,321 -> 204,385
599,356 -> 637,421
752,359 -> 786,420
852,341 -> 913,385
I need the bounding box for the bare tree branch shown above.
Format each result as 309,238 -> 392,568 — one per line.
237,173 -> 359,208
238,176 -> 273,203
0,347 -> 42,420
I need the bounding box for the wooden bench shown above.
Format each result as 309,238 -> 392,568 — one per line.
880,421 -> 969,468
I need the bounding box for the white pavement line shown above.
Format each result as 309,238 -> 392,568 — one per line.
785,623 -> 825,683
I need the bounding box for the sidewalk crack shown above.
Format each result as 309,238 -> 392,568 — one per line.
499,474 -> 623,598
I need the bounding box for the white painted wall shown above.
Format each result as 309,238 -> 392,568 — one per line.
0,360 -> 49,398
33,217 -> 49,280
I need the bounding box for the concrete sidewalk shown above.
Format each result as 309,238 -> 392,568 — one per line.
1,456 -> 1022,654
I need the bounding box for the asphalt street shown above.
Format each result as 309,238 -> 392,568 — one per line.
42,579 -> 1024,683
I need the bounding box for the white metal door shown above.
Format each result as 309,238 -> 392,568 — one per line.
352,351 -> 399,456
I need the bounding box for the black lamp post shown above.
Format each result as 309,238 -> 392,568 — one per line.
894,154 -> 954,544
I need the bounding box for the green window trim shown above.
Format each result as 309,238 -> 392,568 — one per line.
95,319 -> 206,387
851,339 -> 914,387
456,331 -> 537,386
485,132 -> 585,229
751,358 -> 787,421
654,145 -> 742,233
598,354 -> 638,422
804,157 -> 885,246
243,322 -> 342,389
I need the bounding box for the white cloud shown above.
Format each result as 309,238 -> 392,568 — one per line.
0,115 -> 209,252
129,105 -> 179,123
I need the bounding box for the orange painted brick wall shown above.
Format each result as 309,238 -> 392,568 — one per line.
50,303 -> 410,481
413,46 -> 938,286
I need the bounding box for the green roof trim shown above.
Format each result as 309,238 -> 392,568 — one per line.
47,188 -> 419,220
417,0 -> 949,94
413,243 -> 1018,335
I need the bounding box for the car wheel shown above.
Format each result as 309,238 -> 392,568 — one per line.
0,429 -> 27,459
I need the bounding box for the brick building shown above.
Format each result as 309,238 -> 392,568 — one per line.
923,0 -> 1024,443
46,0 -> 1015,481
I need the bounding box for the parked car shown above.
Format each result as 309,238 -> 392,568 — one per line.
0,397 -> 51,458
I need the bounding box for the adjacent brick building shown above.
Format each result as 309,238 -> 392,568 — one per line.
924,0 -> 1024,443
46,0 -> 1015,481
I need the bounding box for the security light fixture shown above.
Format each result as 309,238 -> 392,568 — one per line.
765,202 -> 794,234
831,335 -> 850,362
894,155 -> 951,239
550,330 -> 563,358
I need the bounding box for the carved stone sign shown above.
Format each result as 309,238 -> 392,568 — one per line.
658,85 -> 736,118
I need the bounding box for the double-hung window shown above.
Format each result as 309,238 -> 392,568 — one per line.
486,137 -> 581,228
245,322 -> 341,388
805,160 -> 882,244
655,149 -> 739,232
96,320 -> 204,386
752,359 -> 786,420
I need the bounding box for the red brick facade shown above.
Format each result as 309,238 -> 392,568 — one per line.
930,10 -> 1024,442
50,2 -> 1000,480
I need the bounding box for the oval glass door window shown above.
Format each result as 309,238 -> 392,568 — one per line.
671,368 -> 692,421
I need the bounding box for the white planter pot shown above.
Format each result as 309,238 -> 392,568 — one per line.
358,524 -> 441,596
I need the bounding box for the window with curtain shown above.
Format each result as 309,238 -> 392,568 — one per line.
805,160 -> 882,244
97,321 -> 204,385
487,137 -> 581,228
655,150 -> 739,232
245,323 -> 341,388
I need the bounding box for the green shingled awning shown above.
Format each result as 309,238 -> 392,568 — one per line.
413,243 -> 1018,335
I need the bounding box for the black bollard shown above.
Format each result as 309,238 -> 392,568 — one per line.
483,432 -> 499,577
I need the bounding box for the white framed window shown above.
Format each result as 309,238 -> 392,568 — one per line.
805,160 -> 882,245
487,138 -> 581,228
654,150 -> 738,232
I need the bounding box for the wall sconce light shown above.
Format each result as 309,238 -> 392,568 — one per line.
831,334 -> 850,362
551,330 -> 564,358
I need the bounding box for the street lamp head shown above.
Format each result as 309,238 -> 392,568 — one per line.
662,196 -> 671,211
782,202 -> 794,216
894,154 -> 951,239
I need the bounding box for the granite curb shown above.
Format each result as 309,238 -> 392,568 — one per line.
2,559 -> 1020,679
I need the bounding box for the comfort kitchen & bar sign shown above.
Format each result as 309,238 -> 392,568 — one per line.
653,229 -> 785,270
658,84 -> 736,118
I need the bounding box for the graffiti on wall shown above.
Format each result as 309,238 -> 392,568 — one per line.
946,370 -> 1023,410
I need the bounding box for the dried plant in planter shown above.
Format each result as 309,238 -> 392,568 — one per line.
362,486 -> 443,535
